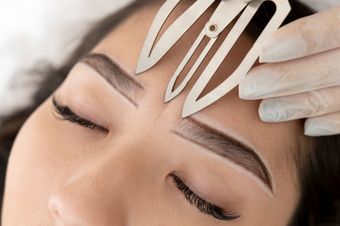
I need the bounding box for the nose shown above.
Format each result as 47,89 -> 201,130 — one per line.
47,133 -> 167,226
48,171 -> 126,226
47,142 -> 142,226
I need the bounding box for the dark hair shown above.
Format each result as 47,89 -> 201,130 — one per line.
0,1 -> 339,225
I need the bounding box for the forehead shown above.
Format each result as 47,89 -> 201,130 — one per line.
92,1 -> 304,192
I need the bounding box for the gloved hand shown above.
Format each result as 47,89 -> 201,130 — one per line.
298,0 -> 340,11
239,6 -> 340,137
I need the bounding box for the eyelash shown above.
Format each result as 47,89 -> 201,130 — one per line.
170,173 -> 240,221
51,97 -> 239,221
52,97 -> 108,133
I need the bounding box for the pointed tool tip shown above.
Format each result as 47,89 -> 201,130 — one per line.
135,60 -> 149,74
182,98 -> 204,118
164,92 -> 176,103
164,95 -> 171,103
136,64 -> 155,75
135,65 -> 145,75
182,104 -> 195,118
181,110 -> 192,118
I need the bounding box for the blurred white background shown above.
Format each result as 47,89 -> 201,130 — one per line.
0,0 -> 132,116
0,0 -> 339,117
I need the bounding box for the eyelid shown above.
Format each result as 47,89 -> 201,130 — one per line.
170,173 -> 240,221
52,96 -> 109,133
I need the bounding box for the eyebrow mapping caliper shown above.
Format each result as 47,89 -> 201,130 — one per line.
136,0 -> 291,117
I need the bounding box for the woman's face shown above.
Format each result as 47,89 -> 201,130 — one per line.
2,2 -> 307,226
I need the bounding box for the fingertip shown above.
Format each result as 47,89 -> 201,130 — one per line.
238,81 -> 256,100
258,99 -> 284,123
304,122 -> 320,137
304,118 -> 339,137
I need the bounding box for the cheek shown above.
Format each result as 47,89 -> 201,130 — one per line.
3,101 -> 69,218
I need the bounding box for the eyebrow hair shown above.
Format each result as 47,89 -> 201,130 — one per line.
81,53 -> 144,107
80,53 -> 272,191
173,117 -> 273,191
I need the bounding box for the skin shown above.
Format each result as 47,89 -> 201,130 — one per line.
2,1 -> 308,226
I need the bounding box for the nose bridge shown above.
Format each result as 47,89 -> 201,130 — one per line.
48,133 -> 163,226
48,161 -> 127,226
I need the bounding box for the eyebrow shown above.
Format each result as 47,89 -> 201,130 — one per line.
80,53 -> 273,192
173,117 -> 273,192
81,53 -> 145,107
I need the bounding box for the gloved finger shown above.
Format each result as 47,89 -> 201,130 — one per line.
258,86 -> 340,122
239,48 -> 340,100
304,112 -> 340,137
259,6 -> 340,63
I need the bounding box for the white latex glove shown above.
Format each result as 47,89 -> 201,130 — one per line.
298,0 -> 340,11
239,6 -> 340,137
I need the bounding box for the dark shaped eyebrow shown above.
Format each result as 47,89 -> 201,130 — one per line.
173,117 -> 273,192
81,53 -> 145,107
79,54 -> 273,191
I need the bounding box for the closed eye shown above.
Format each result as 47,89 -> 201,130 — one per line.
52,97 -> 239,221
170,173 -> 240,221
52,96 -> 108,133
